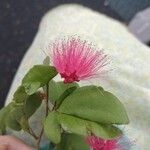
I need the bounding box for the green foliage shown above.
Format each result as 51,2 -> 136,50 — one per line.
20,116 -> 29,131
58,85 -> 129,124
22,65 -> 58,95
0,86 -> 42,133
44,111 -> 122,144
0,59 -> 129,149
56,133 -> 90,150
24,93 -> 42,118
57,113 -> 122,139
55,86 -> 78,109
12,86 -> 42,119
5,106 -> 23,131
0,103 -> 14,134
12,86 -> 28,103
44,112 -> 61,144
48,80 -> 79,103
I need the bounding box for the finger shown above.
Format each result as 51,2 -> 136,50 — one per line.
0,144 -> 8,150
0,135 -> 35,150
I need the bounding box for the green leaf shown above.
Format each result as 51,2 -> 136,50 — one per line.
56,133 -> 90,150
57,113 -> 122,140
0,103 -> 14,134
44,112 -> 61,144
12,86 -> 28,103
22,65 -> 58,95
6,116 -> 21,131
24,93 -> 42,118
0,107 -> 9,133
58,85 -> 129,124
5,93 -> 42,131
48,80 -> 79,103
12,85 -> 42,118
5,106 -> 23,131
0,87 -> 42,132
56,86 -> 78,109
43,56 -> 50,66
19,116 -> 29,131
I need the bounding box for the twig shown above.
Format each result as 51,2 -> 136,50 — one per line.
36,83 -> 50,150
36,128 -> 44,150
52,102 -> 56,111
28,127 -> 38,140
46,84 -> 49,116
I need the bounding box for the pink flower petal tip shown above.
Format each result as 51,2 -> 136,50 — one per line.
51,37 -> 108,83
86,136 -> 121,150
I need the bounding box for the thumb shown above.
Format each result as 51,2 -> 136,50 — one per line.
0,144 -> 8,150
0,135 -> 35,150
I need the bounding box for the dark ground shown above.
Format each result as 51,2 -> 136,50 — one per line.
0,0 -> 125,108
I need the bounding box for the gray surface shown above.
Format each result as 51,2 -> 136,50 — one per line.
129,7 -> 150,43
107,0 -> 150,21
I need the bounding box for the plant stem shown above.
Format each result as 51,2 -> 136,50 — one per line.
37,128 -> 44,150
37,84 -> 50,150
28,127 -> 38,140
52,102 -> 56,111
46,84 -> 49,116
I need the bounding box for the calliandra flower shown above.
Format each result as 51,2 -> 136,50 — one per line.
51,37 -> 108,83
86,135 -> 120,150
86,135 -> 134,150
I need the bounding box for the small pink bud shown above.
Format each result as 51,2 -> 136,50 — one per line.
86,136 -> 122,150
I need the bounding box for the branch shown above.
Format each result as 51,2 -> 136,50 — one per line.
28,127 -> 38,140
36,83 -> 50,150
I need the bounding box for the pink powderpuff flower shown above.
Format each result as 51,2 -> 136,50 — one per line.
51,37 -> 108,83
86,136 -> 122,150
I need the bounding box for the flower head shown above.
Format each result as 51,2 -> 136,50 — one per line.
86,136 -> 120,150
51,37 -> 108,83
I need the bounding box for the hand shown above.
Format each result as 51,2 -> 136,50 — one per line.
0,135 -> 36,150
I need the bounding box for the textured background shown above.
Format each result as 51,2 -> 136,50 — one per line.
0,0 -> 123,108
